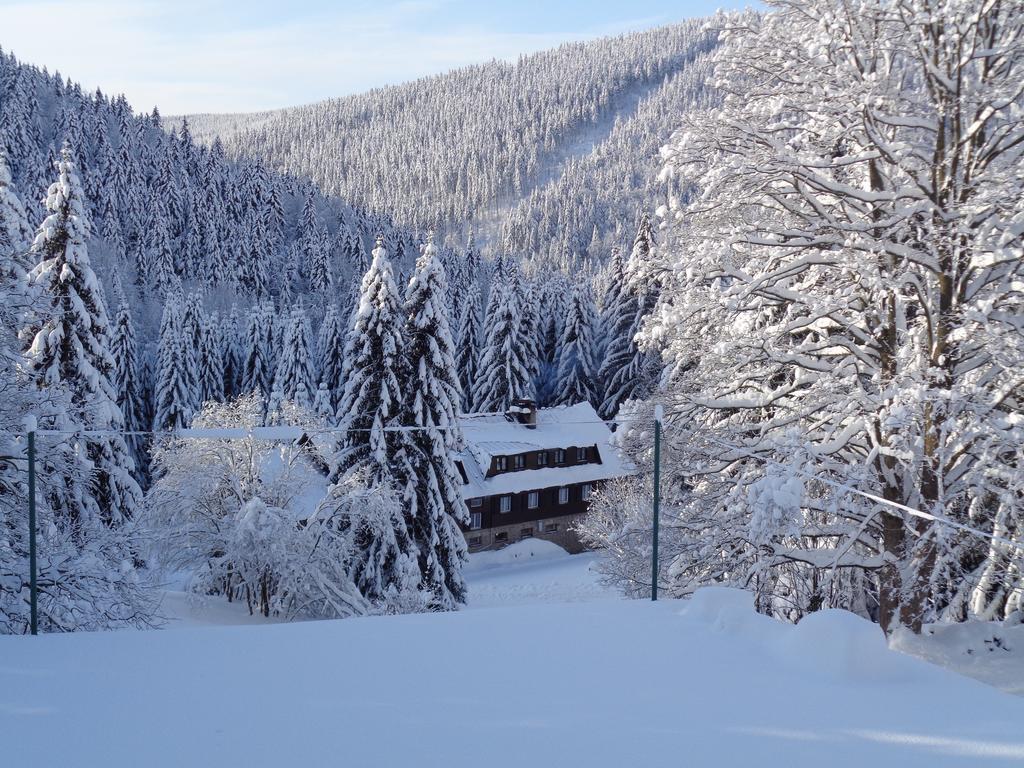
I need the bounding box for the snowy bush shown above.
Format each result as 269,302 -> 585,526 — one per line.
147,395 -> 369,619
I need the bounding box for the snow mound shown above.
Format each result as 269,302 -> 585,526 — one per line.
783,609 -> 922,684
677,587 -> 780,637
892,619 -> 1024,695
464,538 -> 570,572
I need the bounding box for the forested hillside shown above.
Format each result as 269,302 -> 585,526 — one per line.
174,22 -> 718,263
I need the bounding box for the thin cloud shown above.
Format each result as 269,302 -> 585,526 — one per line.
0,0 -> 702,114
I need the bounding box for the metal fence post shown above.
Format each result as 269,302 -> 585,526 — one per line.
651,405 -> 663,601
25,416 -> 38,635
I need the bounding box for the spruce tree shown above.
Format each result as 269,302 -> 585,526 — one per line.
242,303 -> 274,402
333,237 -> 419,604
308,233 -> 333,295
313,381 -> 333,421
599,214 -> 659,418
0,149 -> 33,270
197,313 -> 225,406
220,305 -> 243,399
23,145 -> 142,523
472,258 -> 532,412
273,304 -> 316,408
110,296 -> 148,484
403,234 -> 468,608
148,204 -> 175,296
454,275 -> 482,412
316,303 -> 346,414
555,280 -> 599,407
153,291 -> 194,430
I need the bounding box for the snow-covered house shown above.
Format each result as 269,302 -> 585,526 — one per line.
455,400 -> 632,552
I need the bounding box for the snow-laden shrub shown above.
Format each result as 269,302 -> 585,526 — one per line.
146,394 -> 370,619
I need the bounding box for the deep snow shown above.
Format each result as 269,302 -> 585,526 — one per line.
3,543 -> 1022,766
3,588 -> 1023,767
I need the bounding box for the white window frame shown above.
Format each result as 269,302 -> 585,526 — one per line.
495,456 -> 507,471
558,486 -> 569,505
581,483 -> 592,501
527,491 -> 539,509
537,451 -> 548,466
499,495 -> 512,513
513,454 -> 525,470
470,512 -> 482,530
469,497 -> 483,508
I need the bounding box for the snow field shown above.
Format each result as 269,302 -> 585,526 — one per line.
4,574 -> 1024,767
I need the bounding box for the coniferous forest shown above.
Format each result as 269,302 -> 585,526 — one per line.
1,0 -> 1023,645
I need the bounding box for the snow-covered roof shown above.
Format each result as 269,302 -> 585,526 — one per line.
456,402 -> 634,499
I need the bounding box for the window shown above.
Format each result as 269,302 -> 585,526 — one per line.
537,451 -> 548,466
555,449 -> 566,464
495,456 -> 507,471
558,486 -> 569,505
581,484 -> 593,501
469,497 -> 483,508
470,512 -> 482,530
527,491 -> 539,509
541,522 -> 559,533
577,447 -> 588,463
499,495 -> 512,513
520,528 -> 534,539
513,454 -> 525,470
495,531 -> 509,543
468,536 -> 482,547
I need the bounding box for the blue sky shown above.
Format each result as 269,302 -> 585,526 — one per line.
0,0 -> 753,115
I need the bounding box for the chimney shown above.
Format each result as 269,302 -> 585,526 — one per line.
508,398 -> 537,429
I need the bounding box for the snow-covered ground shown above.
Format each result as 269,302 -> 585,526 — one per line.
3,543 -> 1022,766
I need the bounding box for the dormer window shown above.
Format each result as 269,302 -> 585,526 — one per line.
495,456 -> 507,472
555,449 -> 566,464
537,451 -> 548,466
577,447 -> 588,463
513,454 -> 525,470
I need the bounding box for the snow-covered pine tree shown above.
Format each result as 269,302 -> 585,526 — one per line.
197,313 -> 225,407
272,304 -> 316,408
454,272 -> 482,412
595,246 -> 623,365
110,295 -> 148,484
333,237 -> 420,604
472,257 -> 533,412
513,264 -> 541,395
23,144 -> 142,524
241,303 -> 274,402
402,233 -> 468,608
316,302 -> 345,414
308,233 -> 333,295
0,149 -> 33,272
598,213 -> 659,419
152,291 -> 194,431
555,279 -> 598,407
220,306 -> 243,400
147,204 -> 176,296
313,381 -> 333,421
180,291 -> 204,412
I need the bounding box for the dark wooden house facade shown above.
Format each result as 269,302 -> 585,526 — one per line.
456,400 -> 632,552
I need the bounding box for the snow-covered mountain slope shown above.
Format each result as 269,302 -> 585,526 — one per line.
172,20 -> 719,263
4,584 -> 1022,767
